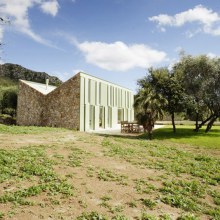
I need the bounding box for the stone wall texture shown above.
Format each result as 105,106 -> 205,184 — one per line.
17,73 -> 81,130
17,82 -> 46,126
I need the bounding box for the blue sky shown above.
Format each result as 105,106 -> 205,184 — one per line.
1,0 -> 220,91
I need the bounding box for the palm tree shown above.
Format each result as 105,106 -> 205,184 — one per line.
134,82 -> 166,139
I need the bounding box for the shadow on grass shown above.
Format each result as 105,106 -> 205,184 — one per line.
96,127 -> 220,141
153,127 -> 220,140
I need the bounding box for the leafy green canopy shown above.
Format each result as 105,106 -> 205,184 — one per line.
135,54 -> 220,134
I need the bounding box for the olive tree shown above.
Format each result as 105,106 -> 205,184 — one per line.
173,54 -> 220,132
149,67 -> 188,133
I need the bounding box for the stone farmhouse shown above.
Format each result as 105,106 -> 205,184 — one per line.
17,72 -> 134,131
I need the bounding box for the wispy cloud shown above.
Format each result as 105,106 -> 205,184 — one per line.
0,26 -> 4,43
0,0 -> 60,47
56,32 -> 79,46
149,5 -> 220,36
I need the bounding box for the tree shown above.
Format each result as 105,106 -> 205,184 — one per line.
149,67 -> 187,133
134,77 -> 166,139
1,89 -> 17,117
173,54 -> 220,132
203,58 -> 220,132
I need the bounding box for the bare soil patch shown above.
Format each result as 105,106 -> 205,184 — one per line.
0,127 -> 219,219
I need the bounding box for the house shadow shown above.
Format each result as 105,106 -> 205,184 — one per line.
155,127 -> 220,141
96,132 -> 146,140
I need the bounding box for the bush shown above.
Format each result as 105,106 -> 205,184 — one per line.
2,108 -> 16,117
0,114 -> 16,125
1,90 -> 17,109
0,89 -> 17,116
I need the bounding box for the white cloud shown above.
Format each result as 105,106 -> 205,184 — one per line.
40,0 -> 59,16
207,52 -> 219,58
149,5 -> 220,36
204,26 -> 220,36
76,41 -> 167,71
0,0 -> 59,46
149,14 -> 173,27
58,33 -> 167,71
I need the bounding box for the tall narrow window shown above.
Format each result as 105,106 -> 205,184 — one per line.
99,106 -> 104,128
109,86 -> 111,106
125,91 -> 127,108
115,88 -> 117,106
107,85 -> 109,106
99,82 -> 101,105
89,105 -> 95,130
108,107 -> 112,128
95,81 -> 98,105
112,86 -> 114,107
121,90 -> 123,107
88,79 -> 91,103
118,108 -> 124,123
127,92 -> 130,108
118,89 -> 121,107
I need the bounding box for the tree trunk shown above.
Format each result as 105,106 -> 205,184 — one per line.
148,131 -> 152,140
145,122 -> 153,140
205,115 -> 219,133
171,112 -> 176,133
195,114 -> 214,132
195,112 -> 199,132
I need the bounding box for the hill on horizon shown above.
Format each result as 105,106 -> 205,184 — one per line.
0,63 -> 62,86
0,63 -> 63,120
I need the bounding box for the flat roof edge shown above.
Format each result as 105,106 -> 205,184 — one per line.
78,72 -> 133,92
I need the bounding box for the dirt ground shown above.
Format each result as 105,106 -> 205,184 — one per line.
0,129 -> 219,220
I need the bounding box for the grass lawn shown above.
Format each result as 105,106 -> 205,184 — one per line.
0,124 -> 219,219
0,124 -> 67,134
153,125 -> 220,149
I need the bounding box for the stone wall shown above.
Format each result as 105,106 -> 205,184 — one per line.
17,74 -> 81,130
44,74 -> 81,129
17,81 -> 45,126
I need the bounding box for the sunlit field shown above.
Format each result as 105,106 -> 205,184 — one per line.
0,124 -> 219,219
153,125 -> 220,149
